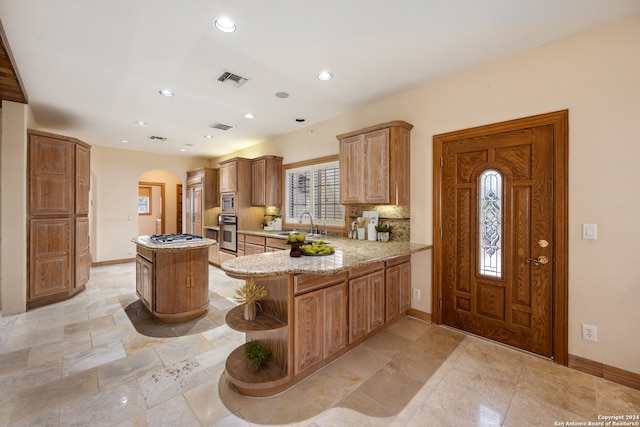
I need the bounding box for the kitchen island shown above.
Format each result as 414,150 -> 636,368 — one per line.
132,235 -> 216,323
221,233 -> 430,396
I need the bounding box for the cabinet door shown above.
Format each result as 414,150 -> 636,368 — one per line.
220,162 -> 237,193
399,262 -> 411,313
29,135 -> 74,215
245,243 -> 265,255
29,218 -> 73,299
75,217 -> 90,288
323,282 -> 347,358
136,255 -> 153,309
294,290 -> 323,375
208,243 -> 220,265
339,135 -> 363,204
369,270 -> 385,330
349,275 -> 369,343
154,251 -> 190,314
192,186 -> 203,236
386,265 -> 401,322
251,159 -> 266,206
75,144 -> 90,215
362,129 -> 390,204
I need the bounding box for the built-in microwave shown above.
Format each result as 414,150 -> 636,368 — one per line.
221,192 -> 235,216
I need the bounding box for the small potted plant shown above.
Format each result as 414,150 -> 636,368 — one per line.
244,340 -> 271,372
234,278 -> 268,320
375,222 -> 393,242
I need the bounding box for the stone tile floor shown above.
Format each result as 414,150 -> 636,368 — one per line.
0,263 -> 638,426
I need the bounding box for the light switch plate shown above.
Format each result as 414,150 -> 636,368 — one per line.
582,224 -> 597,240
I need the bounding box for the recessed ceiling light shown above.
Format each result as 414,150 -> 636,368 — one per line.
214,17 -> 236,33
179,148 -> 187,152
120,139 -> 129,143
159,89 -> 174,97
244,113 -> 254,119
318,71 -> 332,81
135,121 -> 148,126
204,134 -> 214,139
275,92 -> 289,99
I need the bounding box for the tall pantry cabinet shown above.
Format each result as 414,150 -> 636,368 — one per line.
27,130 -> 91,309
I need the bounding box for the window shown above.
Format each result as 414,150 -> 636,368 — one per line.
285,157 -> 345,228
138,186 -> 151,215
479,169 -> 502,277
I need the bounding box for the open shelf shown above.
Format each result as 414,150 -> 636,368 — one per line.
225,305 -> 287,333
225,344 -> 289,396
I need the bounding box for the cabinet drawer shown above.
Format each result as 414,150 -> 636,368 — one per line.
136,246 -> 154,262
266,237 -> 289,250
245,234 -> 266,245
385,254 -> 411,267
294,272 -> 347,295
349,261 -> 384,278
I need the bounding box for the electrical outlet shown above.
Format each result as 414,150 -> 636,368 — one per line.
582,323 -> 598,342
412,288 -> 420,300
128,249 -> 132,255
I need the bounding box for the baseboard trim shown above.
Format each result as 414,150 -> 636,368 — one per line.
91,258 -> 135,267
407,308 -> 431,323
569,354 -> 640,390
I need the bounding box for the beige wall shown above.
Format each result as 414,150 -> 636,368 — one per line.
1,101 -> 35,315
213,15 -> 640,374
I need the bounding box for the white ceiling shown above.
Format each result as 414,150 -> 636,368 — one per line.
1,1 -> 639,159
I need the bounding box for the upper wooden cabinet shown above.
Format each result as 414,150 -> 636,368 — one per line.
186,167 -> 218,235
251,155 -> 283,206
219,157 -> 252,194
337,120 -> 413,205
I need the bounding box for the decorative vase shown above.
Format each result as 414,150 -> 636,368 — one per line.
378,232 -> 390,242
244,303 -> 257,321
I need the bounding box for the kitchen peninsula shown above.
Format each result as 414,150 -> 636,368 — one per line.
221,233 -> 430,396
132,235 -> 216,323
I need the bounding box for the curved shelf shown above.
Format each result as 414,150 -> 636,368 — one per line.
225,305 -> 287,333
225,344 -> 289,397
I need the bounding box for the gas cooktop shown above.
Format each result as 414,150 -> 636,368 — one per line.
149,234 -> 204,244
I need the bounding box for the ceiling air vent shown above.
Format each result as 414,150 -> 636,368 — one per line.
148,135 -> 167,141
216,70 -> 249,88
210,123 -> 235,131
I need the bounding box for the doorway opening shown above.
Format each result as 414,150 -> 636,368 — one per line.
432,110 -> 568,365
137,170 -> 182,237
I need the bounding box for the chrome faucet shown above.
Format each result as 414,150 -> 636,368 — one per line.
298,211 -> 314,235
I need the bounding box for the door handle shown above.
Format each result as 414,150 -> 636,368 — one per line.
526,255 -> 549,266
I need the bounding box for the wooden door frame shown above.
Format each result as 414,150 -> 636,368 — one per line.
432,110 -> 569,365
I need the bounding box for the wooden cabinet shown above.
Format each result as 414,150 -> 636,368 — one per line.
294,276 -> 347,375
338,120 -> 413,205
27,130 -> 91,308
223,254 -> 412,397
245,234 -> 266,255
348,262 -> 385,343
385,255 -> 411,322
252,156 -> 283,207
135,245 -> 210,322
186,168 -> 218,236
219,157 -> 252,194
136,254 -> 153,308
266,237 -> 288,251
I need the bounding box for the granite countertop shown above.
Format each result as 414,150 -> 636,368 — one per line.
131,236 -> 216,251
222,230 -> 431,277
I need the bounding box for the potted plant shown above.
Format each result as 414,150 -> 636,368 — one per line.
375,223 -> 393,242
244,340 -> 271,372
234,278 -> 268,320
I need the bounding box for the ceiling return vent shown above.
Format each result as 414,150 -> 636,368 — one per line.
216,70 -> 249,88
148,135 -> 167,141
210,123 -> 235,131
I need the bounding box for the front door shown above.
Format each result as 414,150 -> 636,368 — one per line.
433,111 -> 568,360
